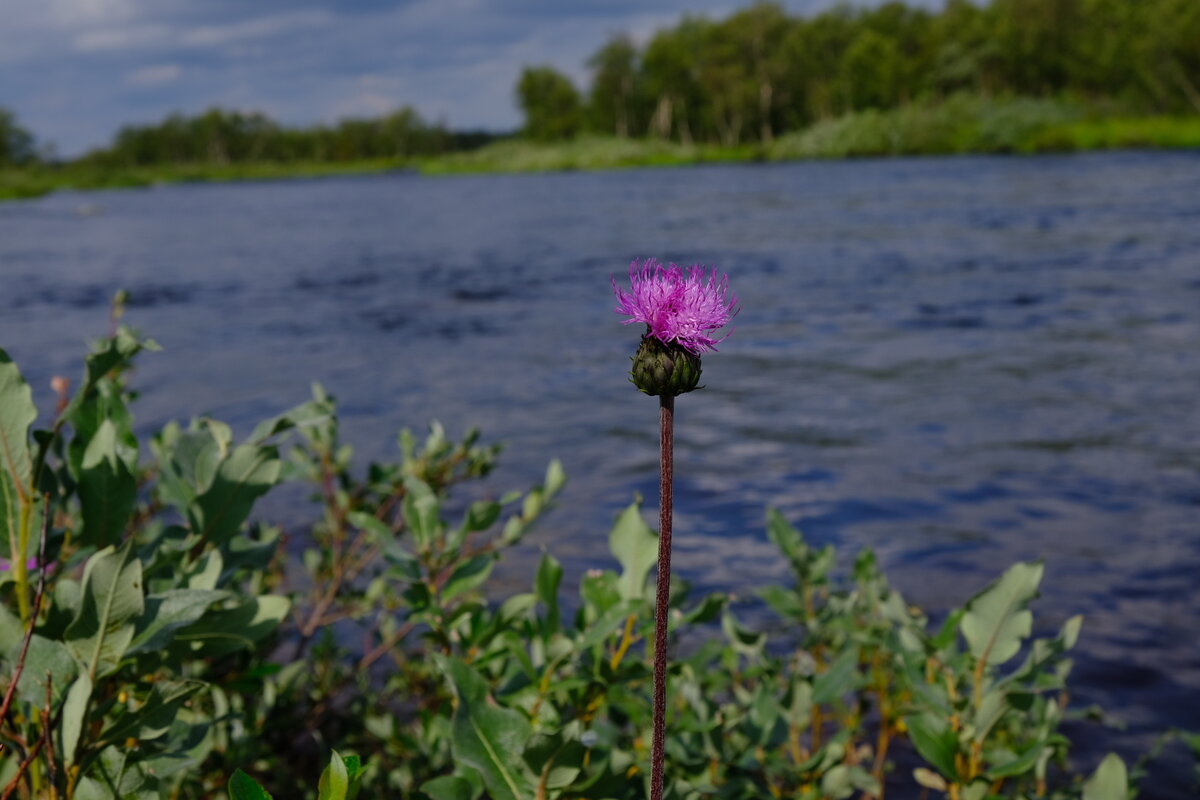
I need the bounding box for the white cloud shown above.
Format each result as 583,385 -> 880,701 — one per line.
125,62 -> 181,87
74,22 -> 170,52
47,0 -> 140,26
179,10 -> 332,48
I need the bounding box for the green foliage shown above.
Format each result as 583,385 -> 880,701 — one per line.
228,751 -> 364,800
0,325 -> 308,798
587,35 -> 640,137
516,66 -> 585,141
85,106 -> 494,168
0,108 -> 38,167
0,326 -> 1165,799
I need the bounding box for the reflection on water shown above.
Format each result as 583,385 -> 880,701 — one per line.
2,152 -> 1199,795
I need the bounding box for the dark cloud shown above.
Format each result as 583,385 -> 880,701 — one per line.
0,0 -> 905,156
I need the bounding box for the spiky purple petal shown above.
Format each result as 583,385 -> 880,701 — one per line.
613,259 -> 738,354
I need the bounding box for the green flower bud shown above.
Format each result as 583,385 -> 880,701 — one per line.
630,335 -> 702,397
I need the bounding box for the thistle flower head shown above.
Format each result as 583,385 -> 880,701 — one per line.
612,259 -> 738,355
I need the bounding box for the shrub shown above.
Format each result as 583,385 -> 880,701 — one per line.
0,326 -> 1154,798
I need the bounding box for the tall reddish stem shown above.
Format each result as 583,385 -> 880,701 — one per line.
650,394 -> 674,800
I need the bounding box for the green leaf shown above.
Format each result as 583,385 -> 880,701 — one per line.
228,769 -> 274,800
722,610 -> 766,658
101,680 -> 204,745
906,714 -> 960,779
87,744 -> 160,799
579,570 -> 620,616
0,602 -> 20,651
987,741 -> 1046,779
0,348 -> 35,485
247,396 -> 333,444
341,754 -> 364,800
189,441 -> 283,546
812,646 -> 860,704
172,595 -> 289,658
457,500 -> 500,539
403,478 -> 441,552
680,592 -> 726,626
544,459 -> 566,497
60,674 -> 93,767
65,541 -> 145,680
153,425 -> 219,507
128,589 -> 229,655
577,600 -> 639,651
765,509 -> 807,572
77,419 -> 137,547
318,750 -> 350,800
1082,754 -> 1128,800
0,348 -> 36,554
609,501 -> 658,601
420,775 -> 473,800
12,635 -> 77,706
441,556 -> 495,603
821,764 -> 879,800
185,550 -> 223,590
960,562 -> 1044,666
350,512 -> 418,576
191,443 -> 281,544
758,585 -> 805,619
439,657 -> 537,800
912,767 -> 947,792
536,552 -> 562,629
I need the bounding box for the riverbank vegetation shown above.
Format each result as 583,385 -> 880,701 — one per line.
2,320 -> 1197,798
2,0 -> 1198,199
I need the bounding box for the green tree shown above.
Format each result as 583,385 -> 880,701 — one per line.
1139,0 -> 1200,112
0,108 -> 37,167
516,66 -> 583,141
723,3 -> 793,142
841,29 -> 904,110
927,0 -> 1003,95
642,18 -> 712,143
588,34 -> 641,137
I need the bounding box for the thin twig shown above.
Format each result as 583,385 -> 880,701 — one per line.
0,494 -> 53,725
358,620 -> 417,672
42,674 -> 59,799
650,395 -> 674,800
0,675 -> 59,800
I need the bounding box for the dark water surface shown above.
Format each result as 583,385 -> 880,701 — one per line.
2,152 -> 1199,792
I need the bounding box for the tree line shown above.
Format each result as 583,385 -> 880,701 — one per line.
3,0 -> 1198,169
518,0 -> 1200,143
86,107 -> 497,167
0,106 -> 496,168
0,109 -> 38,167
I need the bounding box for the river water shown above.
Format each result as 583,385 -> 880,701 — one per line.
2,152 -> 1198,793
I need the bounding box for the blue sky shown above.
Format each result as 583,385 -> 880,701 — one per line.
0,0 -> 871,157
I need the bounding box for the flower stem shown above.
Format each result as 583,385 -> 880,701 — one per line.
650,394 -> 674,800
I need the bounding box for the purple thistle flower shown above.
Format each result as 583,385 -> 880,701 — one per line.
612,259 -> 738,355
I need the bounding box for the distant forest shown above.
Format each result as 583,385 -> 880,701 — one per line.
1,0 -> 1198,168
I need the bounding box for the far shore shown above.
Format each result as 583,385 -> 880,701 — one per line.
4,108 -> 1198,203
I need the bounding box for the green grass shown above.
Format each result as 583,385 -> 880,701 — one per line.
4,100 -> 1198,202
416,134 -> 757,174
767,94 -> 1085,159
1031,114 -> 1200,151
0,158 -> 411,201
768,95 -> 1200,160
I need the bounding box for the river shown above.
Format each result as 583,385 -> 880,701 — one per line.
2,151 -> 1198,794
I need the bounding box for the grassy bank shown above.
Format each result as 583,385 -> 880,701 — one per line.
0,157 -> 411,201
767,95 -> 1200,159
4,97 -> 1198,201
418,134 -> 755,174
